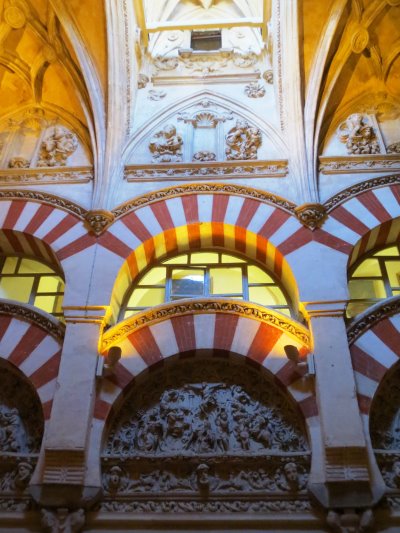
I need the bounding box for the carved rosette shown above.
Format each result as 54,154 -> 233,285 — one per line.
294,203 -> 327,230
244,83 -> 266,98
84,210 -> 115,236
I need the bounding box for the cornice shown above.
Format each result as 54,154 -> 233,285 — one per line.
102,299 -> 310,350
324,174 -> 400,213
319,155 -> 400,175
0,300 -> 65,342
0,166 -> 93,186
347,296 -> 400,345
112,182 -> 296,219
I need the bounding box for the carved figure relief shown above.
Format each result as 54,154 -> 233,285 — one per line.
37,126 -> 78,167
149,124 -> 183,162
388,142 -> 400,154
101,359 -> 310,513
337,113 -> 381,155
225,119 -> 262,160
41,508 -> 85,533
0,461 -> 33,492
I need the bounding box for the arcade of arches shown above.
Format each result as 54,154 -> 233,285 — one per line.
0,1 -> 399,532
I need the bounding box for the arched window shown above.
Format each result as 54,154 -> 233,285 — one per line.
120,251 -> 292,321
347,244 -> 400,318
0,256 -> 64,319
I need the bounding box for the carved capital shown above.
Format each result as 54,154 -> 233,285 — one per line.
41,507 -> 85,533
294,203 -> 327,230
84,210 -> 115,236
327,508 -> 374,533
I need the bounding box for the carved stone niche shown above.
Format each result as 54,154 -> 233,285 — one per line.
101,357 -> 311,514
370,363 -> 400,491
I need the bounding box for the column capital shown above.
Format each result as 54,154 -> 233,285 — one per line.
301,300 -> 347,319
63,305 -> 110,325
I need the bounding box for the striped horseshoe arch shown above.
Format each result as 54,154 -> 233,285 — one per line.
100,191 -> 302,321
0,307 -> 63,420
325,184 -> 400,266
349,304 -> 400,417
95,306 -> 317,426
0,197 -> 95,263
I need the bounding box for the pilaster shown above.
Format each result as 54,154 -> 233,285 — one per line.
30,306 -> 109,508
303,300 -> 374,508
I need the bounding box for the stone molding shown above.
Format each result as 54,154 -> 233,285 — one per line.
124,159 -> 288,182
0,166 -> 93,185
113,181 -> 296,219
347,296 -> 400,345
0,301 -> 65,341
319,155 -> 400,174
0,189 -> 86,219
323,174 -> 400,213
102,299 -> 310,349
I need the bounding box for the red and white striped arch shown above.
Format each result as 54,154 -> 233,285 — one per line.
0,312 -> 62,420
269,184 -> 400,261
350,311 -> 400,417
326,185 -> 400,265
100,193 -> 302,321
95,311 -> 317,425
0,198 -> 95,264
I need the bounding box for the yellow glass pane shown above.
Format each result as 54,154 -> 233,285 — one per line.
210,267 -> 242,294
163,255 -> 188,265
385,260 -> 400,287
352,259 -> 381,278
38,276 -> 64,293
346,301 -> 372,319
349,279 -> 386,299
138,267 -> 166,286
249,286 -> 287,306
0,277 -> 33,302
128,288 -> 165,307
171,269 -> 204,296
34,295 -> 56,314
374,246 -> 400,257
221,254 -> 245,263
53,295 -> 63,314
248,265 -> 274,284
190,252 -> 219,264
1,257 -> 18,274
19,259 -> 53,274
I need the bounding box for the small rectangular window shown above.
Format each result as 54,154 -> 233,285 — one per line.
191,30 -> 222,51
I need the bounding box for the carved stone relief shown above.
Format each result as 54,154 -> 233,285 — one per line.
388,142 -> 400,154
41,508 -> 85,533
225,119 -> 262,160
8,157 -> 30,169
148,89 -> 166,101
101,359 -> 310,513
0,367 -> 43,453
245,82 -> 266,98
149,124 -> 183,162
370,365 -> 400,451
337,113 -> 381,155
37,126 -> 78,167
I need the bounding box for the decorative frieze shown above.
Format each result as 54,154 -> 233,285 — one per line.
102,299 -> 310,349
347,296 -> 400,345
319,155 -> 400,174
0,166 -> 93,185
113,182 -> 296,219
0,301 -> 65,341
323,174 -> 400,212
124,160 -> 288,182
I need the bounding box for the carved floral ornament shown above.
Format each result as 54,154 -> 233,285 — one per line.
101,299 -> 311,350
337,113 -> 381,155
100,359 -> 310,513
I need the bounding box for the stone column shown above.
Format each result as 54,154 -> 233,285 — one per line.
30,306 -> 108,507
303,301 -> 375,508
